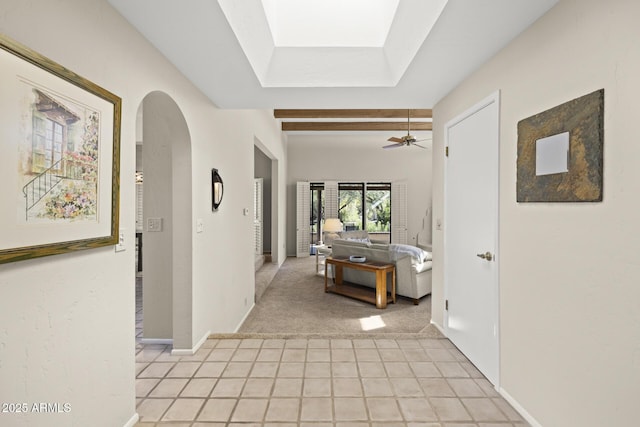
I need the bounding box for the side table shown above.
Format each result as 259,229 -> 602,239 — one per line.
324,256 -> 396,309
313,244 -> 332,275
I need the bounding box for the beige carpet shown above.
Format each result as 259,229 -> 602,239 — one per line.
239,256 -> 441,337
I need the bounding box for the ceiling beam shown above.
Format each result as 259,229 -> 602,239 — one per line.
274,109 -> 432,119
281,122 -> 433,132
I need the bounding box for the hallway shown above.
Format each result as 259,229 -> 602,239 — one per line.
134,271 -> 527,426
135,337 -> 528,425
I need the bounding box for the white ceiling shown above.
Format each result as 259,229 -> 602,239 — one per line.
216,0 -> 447,88
260,0 -> 399,47
108,0 -> 558,109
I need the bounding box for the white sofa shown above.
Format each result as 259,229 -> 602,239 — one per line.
330,238 -> 432,304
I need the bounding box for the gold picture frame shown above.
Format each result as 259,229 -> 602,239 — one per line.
0,34 -> 121,264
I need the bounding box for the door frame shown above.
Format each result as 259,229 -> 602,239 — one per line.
443,90 -> 501,387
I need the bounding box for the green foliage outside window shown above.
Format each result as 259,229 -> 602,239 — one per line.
366,190 -> 390,232
338,189 -> 362,230
338,186 -> 390,233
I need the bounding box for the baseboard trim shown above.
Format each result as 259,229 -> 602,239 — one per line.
139,338 -> 173,345
233,303 -> 256,333
171,330 -> 211,356
123,412 -> 139,427
430,319 -> 447,337
499,387 -> 543,427
429,320 -> 539,425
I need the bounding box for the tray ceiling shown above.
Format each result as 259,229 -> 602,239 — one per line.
108,0 -> 558,109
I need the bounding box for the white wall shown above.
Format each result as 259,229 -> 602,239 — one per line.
0,1 -> 287,426
287,134 -> 432,255
431,0 -> 640,425
191,109 -> 287,340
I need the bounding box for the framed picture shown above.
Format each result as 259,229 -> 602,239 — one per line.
0,34 -> 121,264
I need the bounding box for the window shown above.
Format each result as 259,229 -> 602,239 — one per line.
365,183 -> 391,234
32,115 -> 64,173
337,182 -> 391,242
308,181 -> 392,244
338,183 -> 364,231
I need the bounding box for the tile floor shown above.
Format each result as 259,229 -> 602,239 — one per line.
134,337 -> 530,426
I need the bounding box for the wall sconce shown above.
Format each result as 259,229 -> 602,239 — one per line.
212,168 -> 224,211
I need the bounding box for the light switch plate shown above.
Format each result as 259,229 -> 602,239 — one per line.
147,217 -> 163,232
196,218 -> 203,233
115,229 -> 126,252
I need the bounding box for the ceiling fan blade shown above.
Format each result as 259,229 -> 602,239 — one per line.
412,143 -> 428,149
382,143 -> 404,149
387,137 -> 404,143
414,138 -> 433,143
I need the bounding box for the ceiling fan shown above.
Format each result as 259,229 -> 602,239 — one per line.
382,110 -> 431,150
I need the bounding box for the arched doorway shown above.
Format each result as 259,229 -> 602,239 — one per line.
136,91 -> 193,350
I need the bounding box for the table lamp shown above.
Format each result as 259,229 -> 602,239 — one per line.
323,218 -> 343,246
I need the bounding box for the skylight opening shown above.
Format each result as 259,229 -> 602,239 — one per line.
261,0 -> 399,47
217,0 -> 449,87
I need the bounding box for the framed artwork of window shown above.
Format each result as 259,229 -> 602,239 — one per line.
0,34 -> 121,264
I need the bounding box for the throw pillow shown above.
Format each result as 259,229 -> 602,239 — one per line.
388,243 -> 429,263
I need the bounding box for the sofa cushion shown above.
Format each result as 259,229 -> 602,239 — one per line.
339,230 -> 371,243
331,239 -> 371,249
370,243 -> 389,251
331,240 -> 393,267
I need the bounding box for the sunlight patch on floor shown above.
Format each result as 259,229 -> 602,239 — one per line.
359,315 -> 386,331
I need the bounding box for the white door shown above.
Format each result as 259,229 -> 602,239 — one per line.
444,92 -> 500,385
296,181 -> 310,257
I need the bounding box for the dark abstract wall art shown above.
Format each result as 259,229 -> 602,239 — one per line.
517,89 -> 604,202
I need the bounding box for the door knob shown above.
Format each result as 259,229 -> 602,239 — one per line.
476,251 -> 493,261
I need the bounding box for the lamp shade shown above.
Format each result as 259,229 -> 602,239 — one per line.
323,218 -> 343,233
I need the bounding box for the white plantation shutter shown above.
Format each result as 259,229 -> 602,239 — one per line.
391,181 -> 408,244
324,181 -> 339,219
296,181 -> 311,257
254,178 -> 263,256
135,181 -> 144,232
